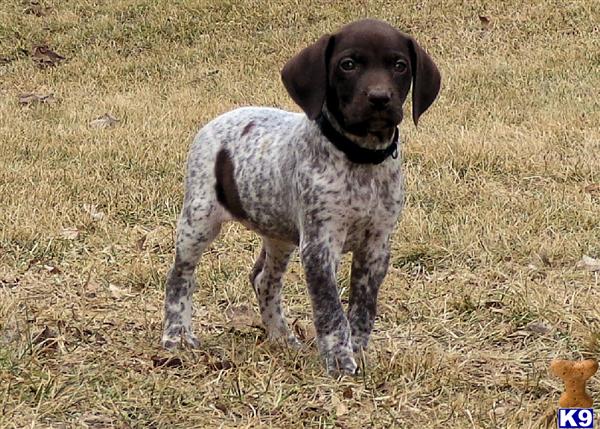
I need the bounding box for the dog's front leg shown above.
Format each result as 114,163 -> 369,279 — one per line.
348,233 -> 391,353
300,230 -> 357,376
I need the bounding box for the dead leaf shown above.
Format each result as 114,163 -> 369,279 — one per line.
0,274 -> 20,289
292,319 -> 316,342
226,305 -> 262,331
488,405 -> 509,421
43,264 -> 61,274
214,402 -> 229,413
483,300 -> 503,309
332,394 -> 348,417
0,314 -> 21,345
342,386 -> 353,399
136,235 -> 146,251
577,255 -> 600,272
90,113 -> 119,128
507,329 -> 531,338
32,325 -> 57,349
83,204 -> 105,221
493,406 -> 508,417
584,184 -> 600,194
525,321 -> 551,335
94,332 -> 107,345
479,15 -> 491,30
527,264 -> 547,280
31,44 -> 65,67
82,278 -> 102,299
108,284 -> 128,299
60,227 -> 79,240
19,93 -> 55,105
151,355 -> 183,368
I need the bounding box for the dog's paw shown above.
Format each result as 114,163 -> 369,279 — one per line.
266,329 -> 303,349
161,326 -> 200,350
318,329 -> 357,376
324,349 -> 357,376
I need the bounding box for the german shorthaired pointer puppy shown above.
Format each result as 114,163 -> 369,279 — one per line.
162,19 -> 441,375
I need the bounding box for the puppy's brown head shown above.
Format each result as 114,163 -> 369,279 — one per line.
281,19 -> 441,135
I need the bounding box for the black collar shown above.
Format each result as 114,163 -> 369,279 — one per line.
316,114 -> 399,165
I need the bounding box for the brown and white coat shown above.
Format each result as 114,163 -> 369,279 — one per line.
162,19 -> 441,375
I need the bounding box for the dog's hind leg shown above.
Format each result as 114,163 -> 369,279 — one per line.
250,238 -> 300,346
162,199 -> 223,350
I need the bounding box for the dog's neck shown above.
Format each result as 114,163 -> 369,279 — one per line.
317,106 -> 399,165
321,104 -> 397,151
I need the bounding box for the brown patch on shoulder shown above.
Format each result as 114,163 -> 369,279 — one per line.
241,121 -> 255,137
214,149 -> 247,219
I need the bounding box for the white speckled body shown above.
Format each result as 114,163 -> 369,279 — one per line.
163,107 -> 403,374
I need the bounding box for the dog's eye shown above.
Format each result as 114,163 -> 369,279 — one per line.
339,59 -> 357,71
394,60 -> 408,73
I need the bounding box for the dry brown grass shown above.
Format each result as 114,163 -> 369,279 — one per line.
1,0 -> 600,427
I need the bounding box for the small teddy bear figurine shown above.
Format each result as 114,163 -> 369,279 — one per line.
550,359 -> 598,408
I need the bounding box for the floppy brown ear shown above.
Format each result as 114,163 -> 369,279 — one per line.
408,38 -> 441,126
281,34 -> 333,120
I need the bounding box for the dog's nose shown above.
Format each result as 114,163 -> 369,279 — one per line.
367,89 -> 392,109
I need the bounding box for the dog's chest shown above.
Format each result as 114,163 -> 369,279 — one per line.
337,168 -> 403,251
345,165 -> 403,220
307,160 -> 404,233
